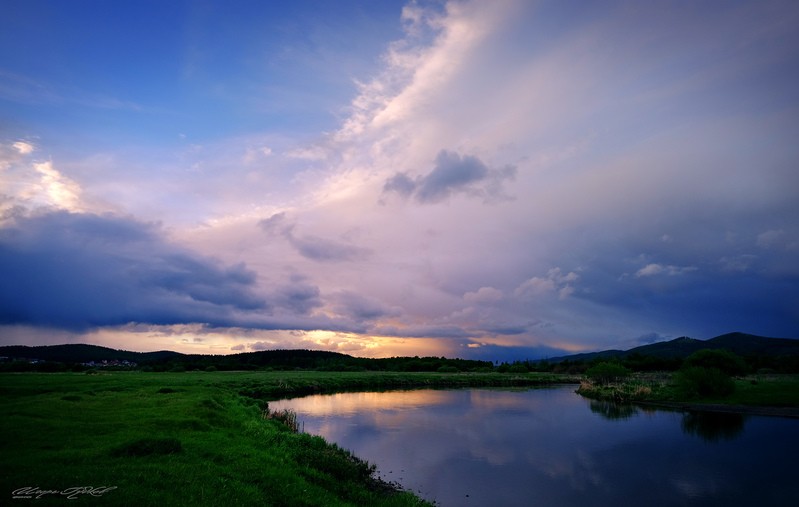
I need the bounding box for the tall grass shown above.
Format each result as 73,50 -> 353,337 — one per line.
263,405 -> 301,433
576,374 -> 657,403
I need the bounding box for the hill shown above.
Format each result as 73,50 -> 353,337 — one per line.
549,332 -> 799,363
0,343 -> 182,363
0,344 -> 493,373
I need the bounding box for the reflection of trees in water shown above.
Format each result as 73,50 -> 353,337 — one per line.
587,400 -> 749,440
681,411 -> 747,442
589,400 -> 639,420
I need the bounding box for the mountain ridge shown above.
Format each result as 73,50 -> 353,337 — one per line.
546,332 -> 799,363
1,332 -> 797,366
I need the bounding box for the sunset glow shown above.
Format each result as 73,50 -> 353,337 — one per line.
1,0 -> 797,359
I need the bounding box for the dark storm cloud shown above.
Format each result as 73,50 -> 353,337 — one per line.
0,211 -> 266,330
553,210 -> 799,339
416,150 -> 488,203
372,324 -> 478,339
330,291 -> 399,321
272,281 -> 323,315
382,172 -> 416,198
383,150 -> 516,204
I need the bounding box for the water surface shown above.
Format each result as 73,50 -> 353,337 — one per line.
270,386 -> 799,506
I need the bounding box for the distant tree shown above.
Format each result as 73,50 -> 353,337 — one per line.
585,362 -> 631,385
675,366 -> 735,398
684,349 -> 748,376
507,364 -> 529,373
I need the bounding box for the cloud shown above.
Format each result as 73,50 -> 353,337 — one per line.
415,150 -> 489,202
382,150 -> 516,204
249,341 -> 273,351
0,211 -> 266,331
285,146 -> 328,161
718,255 -> 757,273
271,280 -> 323,315
13,141 -> 34,155
259,212 -> 371,263
285,229 -> 371,263
0,141 -> 86,214
515,268 -> 579,301
382,172 -> 416,198
464,287 -> 504,304
635,263 -> 698,278
243,145 -> 272,164
338,0 -> 514,140
258,212 -> 289,233
31,161 -> 83,210
757,229 -> 786,249
0,140 -> 30,172
4,1 -> 799,356
330,291 -> 400,321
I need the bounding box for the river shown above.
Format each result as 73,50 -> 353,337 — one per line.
269,385 -> 799,506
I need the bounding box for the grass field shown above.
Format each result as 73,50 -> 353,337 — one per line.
1,371 -> 574,506
656,374 -> 799,408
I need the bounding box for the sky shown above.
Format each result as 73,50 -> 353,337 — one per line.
1,0 -> 798,360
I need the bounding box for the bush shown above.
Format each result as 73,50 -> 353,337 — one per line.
675,366 -> 735,398
585,362 -> 631,385
437,365 -> 459,373
683,349 -> 748,376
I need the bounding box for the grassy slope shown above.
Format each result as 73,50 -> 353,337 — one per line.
1,371 -> 573,506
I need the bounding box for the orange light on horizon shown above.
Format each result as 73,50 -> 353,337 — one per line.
78,325 -> 461,358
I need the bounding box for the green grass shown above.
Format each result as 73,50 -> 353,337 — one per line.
1,370 -> 575,505
689,375 -> 799,406
577,372 -> 799,407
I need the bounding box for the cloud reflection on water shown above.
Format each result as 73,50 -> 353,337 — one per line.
272,386 -> 799,506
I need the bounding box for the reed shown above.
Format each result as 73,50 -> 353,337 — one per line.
263,406 -> 301,433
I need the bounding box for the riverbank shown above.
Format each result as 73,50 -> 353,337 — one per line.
1,371 -> 577,505
576,373 -> 799,419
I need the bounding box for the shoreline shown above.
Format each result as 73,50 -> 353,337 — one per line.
635,400 -> 799,419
